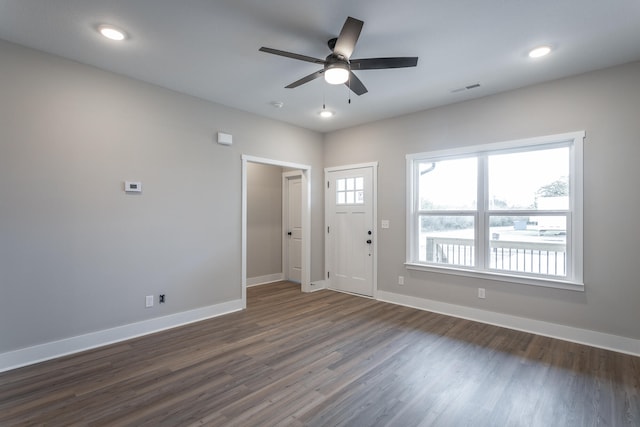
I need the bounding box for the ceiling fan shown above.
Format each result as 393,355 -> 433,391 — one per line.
259,16 -> 418,96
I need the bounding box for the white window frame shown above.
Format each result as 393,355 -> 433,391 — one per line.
405,131 -> 584,291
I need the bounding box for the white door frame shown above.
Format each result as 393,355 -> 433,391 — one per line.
242,155 -> 311,309
324,162 -> 378,298
282,171 -> 303,283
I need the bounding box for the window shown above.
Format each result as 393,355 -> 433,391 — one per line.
336,176 -> 364,205
406,131 -> 584,290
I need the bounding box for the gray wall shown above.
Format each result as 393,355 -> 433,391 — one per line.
247,163 -> 283,279
0,40 -> 324,353
324,60 -> 640,341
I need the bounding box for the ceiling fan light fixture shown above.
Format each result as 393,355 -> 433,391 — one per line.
324,65 -> 349,85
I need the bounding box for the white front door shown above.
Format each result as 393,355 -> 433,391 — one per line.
325,164 -> 376,297
285,176 -> 302,283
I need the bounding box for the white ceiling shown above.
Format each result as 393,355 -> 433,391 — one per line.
1,0 -> 639,133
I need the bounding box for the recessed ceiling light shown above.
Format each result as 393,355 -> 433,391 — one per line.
529,45 -> 552,58
319,110 -> 334,118
98,25 -> 127,41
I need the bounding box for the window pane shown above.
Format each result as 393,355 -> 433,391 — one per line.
346,191 -> 354,204
336,176 -> 364,205
489,215 -> 566,277
346,178 -> 354,191
488,147 -> 569,210
419,158 -> 477,210
419,215 -> 475,267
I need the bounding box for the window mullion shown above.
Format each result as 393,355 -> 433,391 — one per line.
564,211 -> 572,279
410,158 -> 420,262
477,155 -> 488,269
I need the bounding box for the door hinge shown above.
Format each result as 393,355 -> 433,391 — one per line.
327,271 -> 330,279
327,181 -> 330,189
327,226 -> 330,233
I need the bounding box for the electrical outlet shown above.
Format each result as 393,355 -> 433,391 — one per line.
398,276 -> 404,285
478,288 -> 486,299
145,295 -> 154,308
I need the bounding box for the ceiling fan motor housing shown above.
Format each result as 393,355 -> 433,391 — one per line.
325,54 -> 349,71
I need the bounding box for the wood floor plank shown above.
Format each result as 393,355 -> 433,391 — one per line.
0,281 -> 638,426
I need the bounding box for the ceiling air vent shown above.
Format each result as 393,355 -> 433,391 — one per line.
451,83 -> 481,93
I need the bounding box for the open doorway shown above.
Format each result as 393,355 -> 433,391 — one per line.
241,155 -> 311,309
244,165 -> 302,286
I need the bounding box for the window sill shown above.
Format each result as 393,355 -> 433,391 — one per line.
404,262 -> 584,292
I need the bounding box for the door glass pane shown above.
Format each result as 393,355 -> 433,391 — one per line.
346,191 -> 354,204
488,147 -> 569,210
419,215 -> 475,267
419,158 -> 477,210
335,176 -> 365,205
489,215 -> 566,277
346,178 -> 354,191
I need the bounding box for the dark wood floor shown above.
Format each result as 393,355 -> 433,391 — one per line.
1,281 -> 639,426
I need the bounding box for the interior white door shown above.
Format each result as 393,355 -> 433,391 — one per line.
286,177 -> 302,283
326,166 -> 375,296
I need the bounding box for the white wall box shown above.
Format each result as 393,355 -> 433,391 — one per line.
124,181 -> 142,192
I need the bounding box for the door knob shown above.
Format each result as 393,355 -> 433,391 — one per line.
287,232 -> 292,236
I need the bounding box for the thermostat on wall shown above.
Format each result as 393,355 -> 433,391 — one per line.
125,181 -> 142,192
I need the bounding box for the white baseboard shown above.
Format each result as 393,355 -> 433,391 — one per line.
377,290 -> 640,357
0,299 -> 243,373
246,273 -> 284,287
6,291 -> 636,373
308,279 -> 327,292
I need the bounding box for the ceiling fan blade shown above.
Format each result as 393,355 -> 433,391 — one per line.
259,47 -> 325,64
333,17 -> 364,59
350,57 -> 419,70
346,71 -> 368,96
285,70 -> 324,89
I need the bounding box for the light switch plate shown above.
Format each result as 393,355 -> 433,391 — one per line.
381,220 -> 390,229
